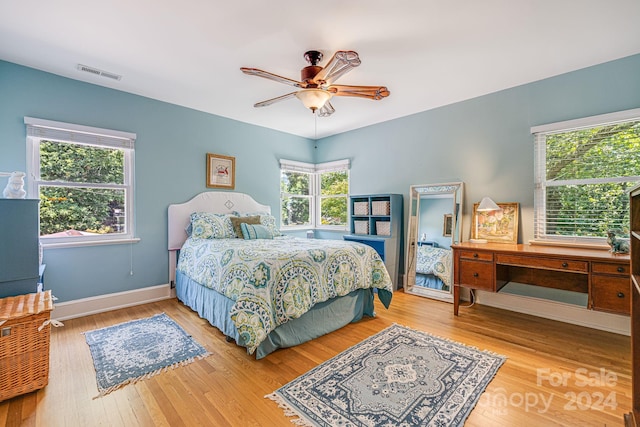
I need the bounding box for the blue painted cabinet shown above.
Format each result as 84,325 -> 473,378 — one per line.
344,194 -> 403,290
0,199 -> 40,298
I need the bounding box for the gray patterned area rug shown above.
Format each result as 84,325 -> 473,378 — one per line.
84,313 -> 209,397
266,324 -> 505,426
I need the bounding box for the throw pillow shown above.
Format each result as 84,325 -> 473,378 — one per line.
189,212 -> 235,239
230,215 -> 261,238
234,211 -> 282,237
240,223 -> 274,240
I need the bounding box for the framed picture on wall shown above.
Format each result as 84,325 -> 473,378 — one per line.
443,214 -> 453,237
206,153 -> 235,189
472,202 -> 519,243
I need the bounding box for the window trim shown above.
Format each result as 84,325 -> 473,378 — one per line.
25,117 -> 137,247
280,159 -> 350,231
531,108 -> 640,247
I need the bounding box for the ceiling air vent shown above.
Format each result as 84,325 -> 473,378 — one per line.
77,64 -> 122,81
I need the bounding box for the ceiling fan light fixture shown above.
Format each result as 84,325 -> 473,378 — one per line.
242,50 -> 388,117
295,89 -> 333,112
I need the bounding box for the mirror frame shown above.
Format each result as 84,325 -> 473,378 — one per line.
404,182 -> 464,302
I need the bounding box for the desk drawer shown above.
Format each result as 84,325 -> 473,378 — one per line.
591,275 -> 630,315
495,254 -> 588,273
458,250 -> 493,262
459,260 -> 494,291
591,261 -> 629,276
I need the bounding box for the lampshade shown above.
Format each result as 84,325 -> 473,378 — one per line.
295,89 -> 333,112
477,196 -> 501,212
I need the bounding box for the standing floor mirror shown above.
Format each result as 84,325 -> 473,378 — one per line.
404,182 -> 464,302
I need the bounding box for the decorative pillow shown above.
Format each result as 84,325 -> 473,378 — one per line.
233,211 -> 282,237
189,212 -> 235,239
257,214 -> 282,237
240,223 -> 274,240
230,215 -> 261,238
233,210 -> 269,217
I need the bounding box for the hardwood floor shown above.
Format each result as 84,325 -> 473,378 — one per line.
0,290 -> 631,426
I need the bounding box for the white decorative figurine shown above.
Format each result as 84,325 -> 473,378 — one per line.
2,171 -> 27,199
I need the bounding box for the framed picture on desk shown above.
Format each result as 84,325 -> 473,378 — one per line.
472,202 -> 519,243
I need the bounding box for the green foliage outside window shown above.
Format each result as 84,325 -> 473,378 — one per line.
320,171 -> 348,226
280,168 -> 349,228
543,122 -> 640,238
39,140 -> 126,236
281,171 -> 311,226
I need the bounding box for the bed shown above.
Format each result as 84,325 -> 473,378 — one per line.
168,192 -> 393,359
415,245 -> 452,291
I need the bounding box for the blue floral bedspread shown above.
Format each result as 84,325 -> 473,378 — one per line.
177,236 -> 393,354
416,246 -> 452,289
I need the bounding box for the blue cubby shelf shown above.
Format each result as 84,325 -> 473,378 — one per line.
344,194 -> 403,290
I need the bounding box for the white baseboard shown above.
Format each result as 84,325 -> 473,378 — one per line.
52,284 -> 176,321
472,290 -> 630,336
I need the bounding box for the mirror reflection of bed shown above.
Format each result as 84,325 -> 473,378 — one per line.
404,182 -> 464,302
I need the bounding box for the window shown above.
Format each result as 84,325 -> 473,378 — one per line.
25,117 -> 136,247
280,159 -> 349,229
281,167 -> 312,228
532,109 -> 640,245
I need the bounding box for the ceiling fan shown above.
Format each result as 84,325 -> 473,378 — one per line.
240,50 -> 390,117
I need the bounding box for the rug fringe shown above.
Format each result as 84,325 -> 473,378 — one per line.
92,351 -> 212,399
264,392 -> 316,427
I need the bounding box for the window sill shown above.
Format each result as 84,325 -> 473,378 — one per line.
280,226 -> 348,232
528,239 -> 610,251
41,237 -> 140,249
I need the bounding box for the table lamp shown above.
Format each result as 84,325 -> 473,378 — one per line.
469,197 -> 501,243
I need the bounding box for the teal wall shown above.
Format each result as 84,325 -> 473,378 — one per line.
315,54 -> 640,243
0,60 -> 314,302
1,54 -> 639,303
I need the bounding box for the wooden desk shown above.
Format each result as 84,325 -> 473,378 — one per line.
452,242 -> 630,316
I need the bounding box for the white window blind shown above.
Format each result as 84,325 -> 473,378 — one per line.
532,109 -> 640,245
25,117 -> 135,149
280,158 -> 350,173
316,159 -> 350,173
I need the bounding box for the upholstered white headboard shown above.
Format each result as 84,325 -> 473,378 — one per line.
167,191 -> 271,250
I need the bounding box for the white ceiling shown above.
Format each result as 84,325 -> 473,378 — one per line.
1,1 -> 639,139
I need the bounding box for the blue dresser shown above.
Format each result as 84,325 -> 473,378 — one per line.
0,199 -> 40,298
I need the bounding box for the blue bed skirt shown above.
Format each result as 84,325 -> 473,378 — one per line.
176,271 -> 376,359
415,272 -> 449,291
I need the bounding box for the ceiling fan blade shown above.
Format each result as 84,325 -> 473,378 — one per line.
241,67 -> 304,88
253,92 -> 298,108
317,101 -> 335,117
328,84 -> 390,100
312,51 -> 361,86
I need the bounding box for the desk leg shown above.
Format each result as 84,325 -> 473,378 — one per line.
453,284 -> 460,316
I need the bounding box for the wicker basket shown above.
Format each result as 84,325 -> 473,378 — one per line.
354,220 -> 369,234
353,202 -> 369,215
372,201 -> 390,216
376,221 -> 391,236
0,291 -> 53,402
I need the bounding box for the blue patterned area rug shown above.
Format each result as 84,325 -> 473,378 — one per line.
266,324 -> 505,426
84,313 -> 209,397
